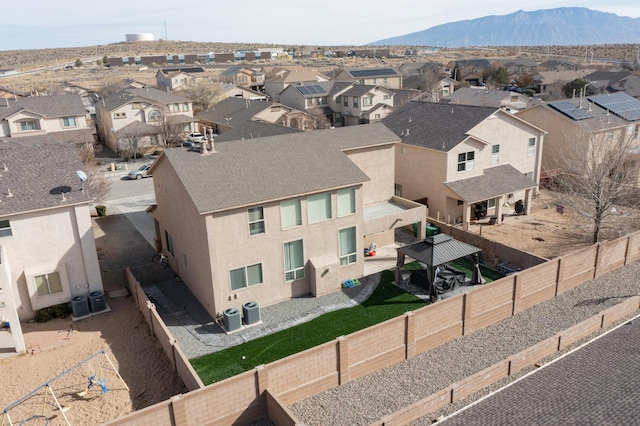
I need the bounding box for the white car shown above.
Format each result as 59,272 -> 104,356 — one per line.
187,132 -> 204,142
127,164 -> 152,180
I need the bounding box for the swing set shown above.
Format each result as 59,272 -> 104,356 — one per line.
1,349 -> 129,426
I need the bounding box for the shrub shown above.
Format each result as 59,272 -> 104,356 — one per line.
35,304 -> 72,323
96,205 -> 107,216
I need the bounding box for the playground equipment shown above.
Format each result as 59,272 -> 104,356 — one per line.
1,349 -> 129,426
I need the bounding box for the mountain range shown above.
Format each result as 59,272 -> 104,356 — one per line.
369,7 -> 640,47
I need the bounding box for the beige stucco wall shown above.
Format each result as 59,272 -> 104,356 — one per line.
2,204 -> 103,321
345,144 -> 395,205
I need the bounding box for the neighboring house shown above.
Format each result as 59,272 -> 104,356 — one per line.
442,87 -> 535,112
219,66 -> 265,92
0,94 -> 93,146
583,70 -> 633,95
383,101 -> 546,228
155,67 -> 205,91
517,92 -> 640,174
332,67 -> 403,89
399,61 -> 450,78
536,60 -> 580,72
447,59 -> 492,86
147,123 -> 426,319
532,69 -> 592,96
95,86 -> 198,153
197,97 -> 313,135
497,58 -> 538,79
218,84 -> 268,101
608,73 -> 640,99
262,66 -> 330,100
278,81 -> 396,126
0,142 -> 104,354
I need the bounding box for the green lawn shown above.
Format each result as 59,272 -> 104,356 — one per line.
191,270 -> 427,385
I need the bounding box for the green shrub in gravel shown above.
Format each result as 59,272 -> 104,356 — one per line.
35,303 -> 72,323
191,270 -> 427,385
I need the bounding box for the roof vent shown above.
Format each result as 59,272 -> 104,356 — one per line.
451,107 -> 454,113
3,163 -> 7,171
7,188 -> 12,198
406,128 -> 410,136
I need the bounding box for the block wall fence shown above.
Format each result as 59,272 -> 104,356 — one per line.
103,230 -> 640,425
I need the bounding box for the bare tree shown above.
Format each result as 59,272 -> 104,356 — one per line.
179,80 -> 224,115
78,146 -> 112,202
552,125 -> 640,243
157,113 -> 187,147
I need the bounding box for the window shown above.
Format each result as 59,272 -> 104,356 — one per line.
248,207 -> 265,236
114,112 -> 126,119
62,117 -> 77,127
20,120 -> 37,131
343,96 -> 348,107
165,230 -> 174,256
525,172 -> 534,180
35,272 -> 62,296
0,220 -> 11,237
487,199 -> 496,208
337,188 -> 356,216
491,145 -> 500,164
457,151 -> 475,172
394,184 -> 403,197
172,104 -> 180,112
307,192 -> 331,223
363,97 -> 372,107
230,263 -> 263,290
281,199 -> 301,229
339,227 -> 357,266
528,138 -> 536,155
353,97 -> 359,108
284,240 -> 304,281
182,103 -> 190,111
148,109 -> 162,121
358,79 -> 365,85
383,94 -> 391,100
335,95 -> 341,103
372,78 -> 377,84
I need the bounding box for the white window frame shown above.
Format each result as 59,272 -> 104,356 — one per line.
487,198 -> 496,209
281,199 -> 302,229
0,220 -> 12,237
148,109 -> 162,122
339,227 -> 357,266
284,239 -> 304,281
362,97 -> 373,107
26,265 -> 71,311
337,188 -> 356,217
528,138 -> 536,155
248,206 -> 265,236
394,183 -> 403,197
230,263 -> 263,291
62,117 -> 77,127
491,144 -> 500,164
307,192 -> 332,223
19,120 -> 37,131
457,151 -> 475,172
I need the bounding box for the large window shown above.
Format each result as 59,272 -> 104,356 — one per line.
20,120 -> 37,131
337,188 -> 356,216
248,207 -> 265,236
343,96 -> 348,107
35,272 -> 63,296
281,199 -> 301,229
0,220 -> 11,237
284,240 -> 304,281
528,138 -> 536,155
62,117 -> 77,127
339,227 -> 357,266
363,97 -> 373,107
307,192 -> 331,223
491,145 -> 500,164
148,109 -> 162,121
230,263 -> 263,290
457,151 -> 475,172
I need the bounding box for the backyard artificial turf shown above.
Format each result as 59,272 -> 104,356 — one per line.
191,270 -> 427,385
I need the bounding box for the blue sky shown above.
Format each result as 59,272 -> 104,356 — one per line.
1,1 -> 638,51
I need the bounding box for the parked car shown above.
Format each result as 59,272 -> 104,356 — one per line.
127,164 -> 152,180
187,132 -> 204,142
182,140 -> 195,147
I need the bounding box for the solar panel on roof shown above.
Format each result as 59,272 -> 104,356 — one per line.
548,100 -> 594,121
590,93 -> 640,122
349,68 -> 397,78
297,85 -> 327,96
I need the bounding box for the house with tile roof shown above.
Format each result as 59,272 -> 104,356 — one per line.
0,94 -> 93,146
95,86 -> 198,153
0,142 -> 104,354
332,67 -> 403,89
382,102 -> 546,228
516,92 -> 640,174
146,123 -> 426,319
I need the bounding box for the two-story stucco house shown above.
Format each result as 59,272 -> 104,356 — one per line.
0,143 -> 104,354
95,87 -> 198,153
155,67 -> 205,91
0,95 -> 93,145
383,102 -> 547,228
262,66 -> 330,100
147,123 -> 426,320
333,67 -> 403,89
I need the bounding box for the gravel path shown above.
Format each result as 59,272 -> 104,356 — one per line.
290,261 -> 640,425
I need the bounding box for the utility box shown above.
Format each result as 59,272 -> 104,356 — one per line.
88,291 -> 106,313
223,307 -> 242,331
243,301 -> 260,325
71,295 -> 90,318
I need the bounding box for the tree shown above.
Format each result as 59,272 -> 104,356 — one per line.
77,146 -> 112,202
179,80 -> 224,115
563,78 -> 589,98
95,58 -> 102,66
102,55 -> 110,66
551,126 -> 640,243
157,112 -> 187,147
74,59 -> 83,67
486,64 -> 509,88
513,73 -> 535,89
417,70 -> 441,101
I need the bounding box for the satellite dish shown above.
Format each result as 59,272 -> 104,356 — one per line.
77,170 -> 88,182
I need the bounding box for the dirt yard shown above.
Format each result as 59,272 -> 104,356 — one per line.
468,189 -> 640,259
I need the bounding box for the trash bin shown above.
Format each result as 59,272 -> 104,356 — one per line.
71,295 -> 90,317
223,307 -> 242,331
88,291 -> 106,313
242,301 -> 260,325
